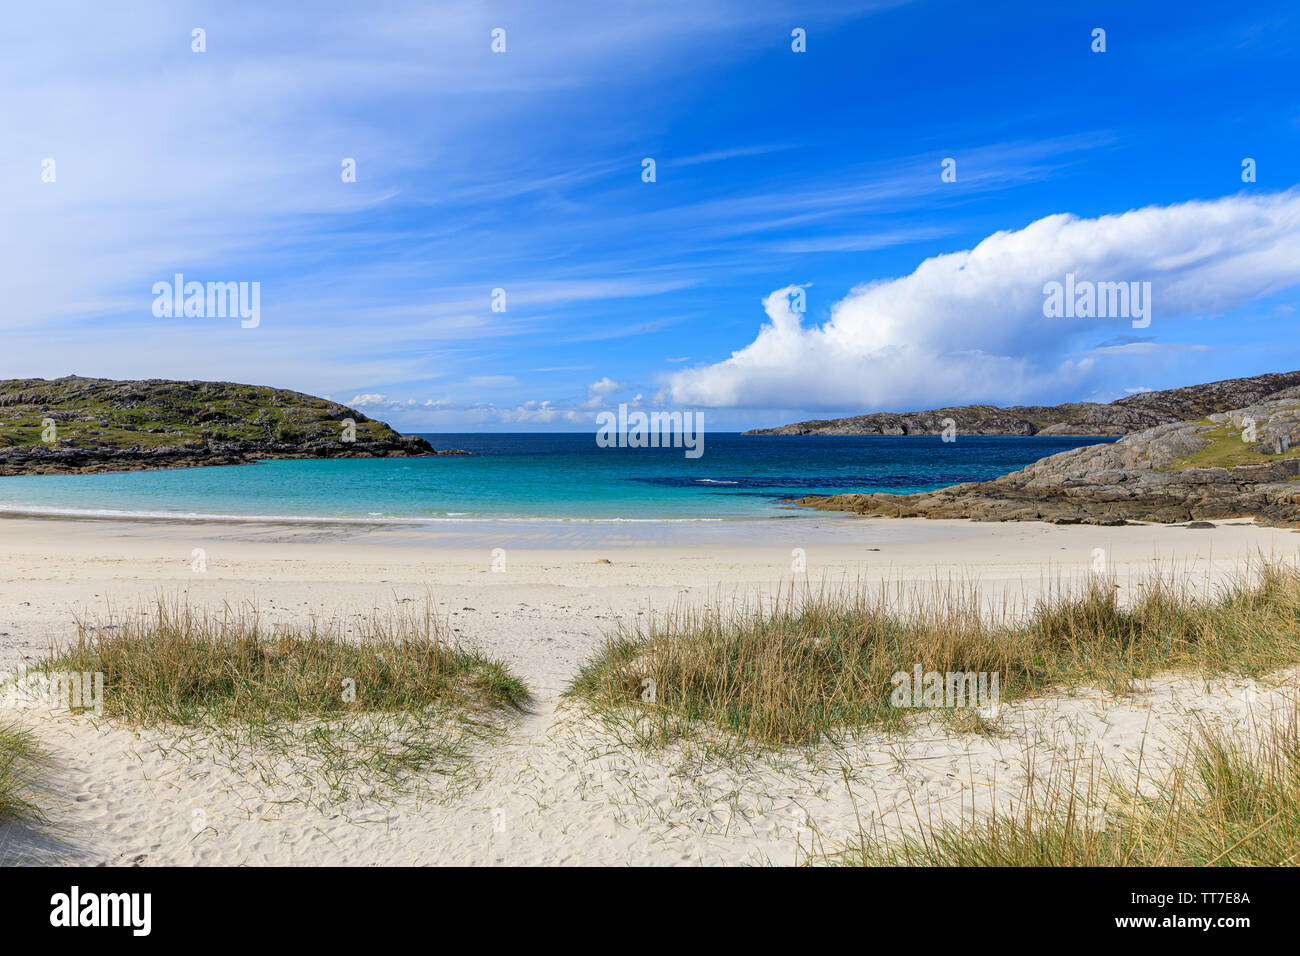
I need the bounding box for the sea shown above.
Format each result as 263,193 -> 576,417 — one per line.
0,433 -> 1113,526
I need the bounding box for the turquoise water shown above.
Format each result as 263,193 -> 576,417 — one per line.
0,433 -> 1113,523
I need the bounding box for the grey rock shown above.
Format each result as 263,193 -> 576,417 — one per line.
799,392 -> 1300,527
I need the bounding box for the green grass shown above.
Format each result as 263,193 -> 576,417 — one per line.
840,705 -> 1300,866
0,378 -> 401,450
38,599 -> 529,804
568,563 -> 1300,751
0,722 -> 49,826
1165,419 -> 1289,471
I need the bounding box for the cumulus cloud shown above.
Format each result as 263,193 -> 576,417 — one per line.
416,399 -> 587,426
348,394 -> 595,428
666,191 -> 1300,411
580,376 -> 626,408
346,373 -> 645,428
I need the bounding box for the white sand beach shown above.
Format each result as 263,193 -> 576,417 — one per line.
2,513 -> 1298,865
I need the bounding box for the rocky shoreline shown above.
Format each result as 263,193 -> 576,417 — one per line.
0,435 -> 460,477
800,392 -> 1300,527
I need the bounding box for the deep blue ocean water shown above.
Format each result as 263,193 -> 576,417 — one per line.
0,433 -> 1114,523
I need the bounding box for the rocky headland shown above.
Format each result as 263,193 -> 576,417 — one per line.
0,377 -> 454,476
747,370 -> 1300,437
800,387 -> 1300,526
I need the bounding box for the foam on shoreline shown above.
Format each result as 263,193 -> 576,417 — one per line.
0,502 -> 744,526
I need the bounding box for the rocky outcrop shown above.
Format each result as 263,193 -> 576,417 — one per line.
799,395 -> 1300,526
0,435 -> 438,476
746,370 -> 1300,437
0,376 -> 439,476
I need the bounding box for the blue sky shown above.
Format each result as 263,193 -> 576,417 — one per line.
4,0 -> 1300,430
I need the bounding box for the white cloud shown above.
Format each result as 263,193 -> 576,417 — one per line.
499,401 -> 583,424
413,399 -> 586,426
580,376 -> 624,408
666,191 -> 1300,411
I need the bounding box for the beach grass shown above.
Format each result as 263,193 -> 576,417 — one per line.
568,561 -> 1300,750
44,599 -> 528,724
0,722 -> 48,826
840,705 -> 1300,866
38,599 -> 529,804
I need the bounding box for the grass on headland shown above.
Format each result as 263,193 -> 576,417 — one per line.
0,378 -> 401,451
568,562 -> 1300,751
38,599 -> 529,804
1166,419 -> 1294,471
0,722 -> 48,826
840,704 -> 1300,866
